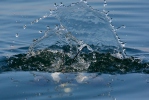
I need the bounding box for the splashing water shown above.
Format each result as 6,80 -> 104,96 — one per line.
28,1 -> 125,58
1,1 -> 149,100
2,0 -> 149,74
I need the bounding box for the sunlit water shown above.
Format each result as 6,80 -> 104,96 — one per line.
0,0 -> 149,100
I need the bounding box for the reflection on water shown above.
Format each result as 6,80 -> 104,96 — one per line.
0,71 -> 149,100
0,71 -> 114,100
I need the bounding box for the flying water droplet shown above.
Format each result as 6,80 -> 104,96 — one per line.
33,39 -> 38,42
123,49 -> 126,53
54,3 -> 58,9
121,42 -> 125,47
47,26 -> 50,29
103,10 -> 109,16
60,24 -> 65,30
84,0 -> 87,3
39,17 -> 42,20
71,3 -> 75,6
39,31 -> 42,33
35,19 -> 39,23
55,25 -> 59,30
54,3 -> 57,6
16,33 -> 19,37
104,0 -> 107,7
111,24 -> 114,28
117,37 -> 120,40
31,21 -> 33,25
122,25 -> 126,28
23,25 -> 26,29
60,2 -> 64,6
80,0 -> 87,3
109,18 -> 112,23
116,25 -> 126,31
43,14 -> 48,18
49,9 -> 53,16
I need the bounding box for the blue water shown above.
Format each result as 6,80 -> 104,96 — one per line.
0,0 -> 149,100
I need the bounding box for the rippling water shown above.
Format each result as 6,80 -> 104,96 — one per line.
0,0 -> 149,100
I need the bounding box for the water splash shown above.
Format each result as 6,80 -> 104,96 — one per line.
23,25 -> 26,29
15,33 -> 19,38
28,1 -> 125,59
103,0 -> 107,7
39,30 -> 42,33
3,0 -> 149,74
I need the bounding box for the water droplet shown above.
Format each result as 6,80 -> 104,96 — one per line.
116,25 -> 126,30
47,26 -> 50,29
104,0 -> 107,7
111,24 -> 114,28
54,3 -> 57,6
64,88 -> 71,93
104,3 -> 107,7
54,3 -> 58,9
55,25 -> 59,30
105,12 -> 109,16
117,37 -> 120,40
121,42 -> 125,47
71,3 -> 75,6
16,33 -> 19,37
43,14 -> 48,18
31,21 -> 33,25
60,2 -> 64,6
122,25 -> 126,28
33,39 -> 38,42
82,0 -> 87,3
39,31 -> 42,33
109,18 -> 112,23
35,19 -> 39,23
49,9 -> 53,16
23,25 -> 26,29
123,49 -> 126,53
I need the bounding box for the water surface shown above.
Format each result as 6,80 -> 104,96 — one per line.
0,0 -> 149,100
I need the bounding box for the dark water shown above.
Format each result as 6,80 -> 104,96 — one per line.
0,0 -> 149,100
